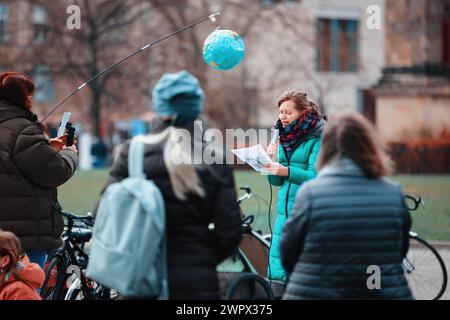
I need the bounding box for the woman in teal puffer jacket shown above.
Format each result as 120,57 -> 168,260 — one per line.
264,91 -> 326,281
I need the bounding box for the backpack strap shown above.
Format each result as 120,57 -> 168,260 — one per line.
128,136 -> 146,178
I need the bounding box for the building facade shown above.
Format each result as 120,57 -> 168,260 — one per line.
255,0 -> 386,127
370,0 -> 450,141
4,1 -> 445,144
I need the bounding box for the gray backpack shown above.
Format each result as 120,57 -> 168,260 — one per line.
86,136 -> 168,299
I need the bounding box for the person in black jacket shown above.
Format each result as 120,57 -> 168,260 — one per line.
0,72 -> 79,269
97,70 -> 242,300
281,113 -> 413,300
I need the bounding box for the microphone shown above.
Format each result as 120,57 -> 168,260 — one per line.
268,129 -> 279,160
270,129 -> 279,145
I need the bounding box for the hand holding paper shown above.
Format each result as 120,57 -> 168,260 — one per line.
263,162 -> 289,177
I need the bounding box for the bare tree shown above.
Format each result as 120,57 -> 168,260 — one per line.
146,0 -> 349,127
254,4 -> 353,116
6,0 -> 153,138
145,0 -> 272,129
2,0 -> 356,135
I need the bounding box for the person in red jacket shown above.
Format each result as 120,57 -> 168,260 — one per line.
0,229 -> 45,300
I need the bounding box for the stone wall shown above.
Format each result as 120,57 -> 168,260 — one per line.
384,0 -> 450,67
371,0 -> 450,142
376,96 -> 450,141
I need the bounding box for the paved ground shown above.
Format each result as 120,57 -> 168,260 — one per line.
439,248 -> 450,300
406,241 -> 450,300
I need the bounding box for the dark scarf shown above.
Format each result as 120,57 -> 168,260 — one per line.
275,111 -> 320,158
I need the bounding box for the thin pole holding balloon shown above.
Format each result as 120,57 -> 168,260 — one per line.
41,12 -> 220,123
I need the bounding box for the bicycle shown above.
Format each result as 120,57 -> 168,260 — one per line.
402,195 -> 448,300
225,186 -> 448,300
218,186 -> 283,300
40,210 -> 118,300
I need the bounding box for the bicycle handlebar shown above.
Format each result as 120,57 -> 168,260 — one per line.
240,185 -> 252,194
238,185 -> 423,213
404,194 -> 423,211
61,211 -> 95,227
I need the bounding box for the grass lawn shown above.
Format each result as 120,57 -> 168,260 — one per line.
58,169 -> 450,241
234,172 -> 450,242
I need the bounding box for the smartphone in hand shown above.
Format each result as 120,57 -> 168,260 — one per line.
66,125 -> 75,147
57,112 -> 71,137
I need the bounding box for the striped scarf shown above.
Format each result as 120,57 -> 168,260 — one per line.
275,111 -> 319,158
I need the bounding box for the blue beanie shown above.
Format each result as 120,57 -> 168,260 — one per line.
152,70 -> 204,121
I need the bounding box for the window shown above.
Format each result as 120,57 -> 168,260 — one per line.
33,67 -> 54,102
0,3 -> 8,43
33,6 -> 47,44
317,18 -> 359,72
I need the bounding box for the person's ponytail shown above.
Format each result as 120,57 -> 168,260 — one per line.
136,126 -> 205,201
163,127 -> 205,200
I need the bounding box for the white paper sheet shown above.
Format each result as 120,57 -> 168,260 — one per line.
230,144 -> 273,174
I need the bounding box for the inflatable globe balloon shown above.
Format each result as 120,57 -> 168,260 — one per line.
203,29 -> 245,71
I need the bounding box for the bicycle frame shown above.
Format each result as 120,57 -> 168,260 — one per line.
59,235 -> 95,300
42,211 -> 96,300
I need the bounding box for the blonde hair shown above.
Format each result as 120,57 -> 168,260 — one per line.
138,125 -> 205,200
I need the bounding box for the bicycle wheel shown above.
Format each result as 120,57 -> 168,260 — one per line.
225,273 -> 274,300
403,235 -> 448,300
41,256 -> 68,300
